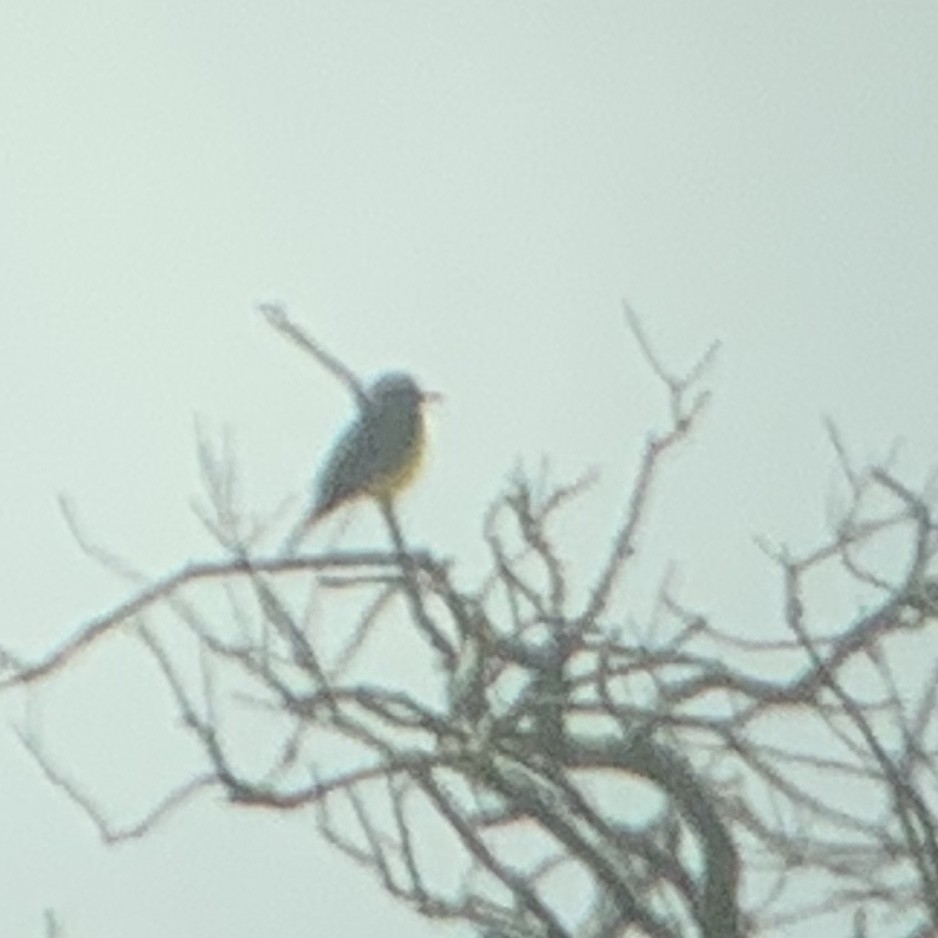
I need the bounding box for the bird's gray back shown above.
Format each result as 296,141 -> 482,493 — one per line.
312,387 -> 422,517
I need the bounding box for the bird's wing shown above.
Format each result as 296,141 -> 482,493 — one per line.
311,418 -> 380,520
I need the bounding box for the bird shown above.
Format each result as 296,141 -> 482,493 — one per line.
284,371 -> 439,551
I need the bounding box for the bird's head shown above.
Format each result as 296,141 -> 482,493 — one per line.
368,372 -> 441,409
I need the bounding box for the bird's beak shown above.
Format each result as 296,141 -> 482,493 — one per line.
421,390 -> 444,404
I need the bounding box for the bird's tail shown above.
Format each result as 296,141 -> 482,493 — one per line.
281,511 -> 318,555
281,502 -> 353,555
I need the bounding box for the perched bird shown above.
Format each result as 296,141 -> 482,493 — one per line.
285,372 -> 438,550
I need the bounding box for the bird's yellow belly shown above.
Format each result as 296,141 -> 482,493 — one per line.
365,419 -> 427,500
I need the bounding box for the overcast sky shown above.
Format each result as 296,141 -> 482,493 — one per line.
3,3 -> 938,936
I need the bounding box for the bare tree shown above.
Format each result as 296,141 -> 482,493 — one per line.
4,306 -> 938,937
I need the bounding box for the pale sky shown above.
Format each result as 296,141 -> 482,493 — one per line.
3,3 -> 938,936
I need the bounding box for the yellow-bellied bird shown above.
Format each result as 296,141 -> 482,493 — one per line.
285,372 -> 439,550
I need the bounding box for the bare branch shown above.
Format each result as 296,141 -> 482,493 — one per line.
258,302 -> 368,408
